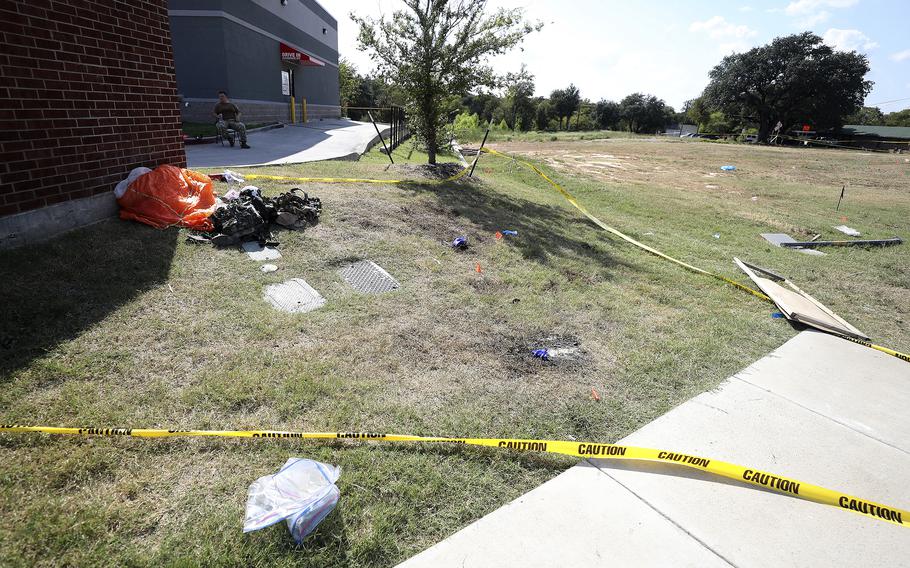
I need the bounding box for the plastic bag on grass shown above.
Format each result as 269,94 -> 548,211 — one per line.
243,458 -> 341,544
117,165 -> 217,231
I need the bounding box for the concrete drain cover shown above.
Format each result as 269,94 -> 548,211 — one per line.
339,260 -> 399,294
263,278 -> 325,313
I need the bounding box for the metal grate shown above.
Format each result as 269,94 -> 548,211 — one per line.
263,278 -> 326,313
338,260 -> 400,294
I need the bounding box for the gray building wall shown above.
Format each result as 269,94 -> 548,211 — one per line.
169,0 -> 339,123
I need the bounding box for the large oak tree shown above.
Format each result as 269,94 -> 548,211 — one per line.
703,32 -> 872,142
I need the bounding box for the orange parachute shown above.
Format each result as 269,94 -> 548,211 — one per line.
117,165 -> 217,231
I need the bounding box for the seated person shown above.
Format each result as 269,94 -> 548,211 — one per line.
213,90 -> 250,149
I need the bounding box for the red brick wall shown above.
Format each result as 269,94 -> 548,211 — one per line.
0,0 -> 186,218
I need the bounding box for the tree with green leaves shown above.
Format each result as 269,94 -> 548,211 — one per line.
352,1 -> 540,164
593,99 -> 621,130
844,106 -> 885,125
535,100 -> 554,130
338,57 -> 361,116
550,84 -> 580,130
503,65 -> 536,131
684,97 -> 710,127
884,108 -> 910,127
703,32 -> 872,142
619,93 -> 671,133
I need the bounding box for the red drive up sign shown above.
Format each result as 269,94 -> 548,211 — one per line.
280,42 -> 302,63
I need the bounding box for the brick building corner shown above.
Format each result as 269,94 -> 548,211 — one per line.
1,0 -> 186,248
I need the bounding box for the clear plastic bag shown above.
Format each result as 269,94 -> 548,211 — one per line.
243,458 -> 341,544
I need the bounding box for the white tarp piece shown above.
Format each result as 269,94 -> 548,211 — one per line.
734,258 -> 867,340
242,241 -> 282,261
263,278 -> 325,314
834,225 -> 861,237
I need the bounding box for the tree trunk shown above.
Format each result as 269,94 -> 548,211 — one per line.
427,128 -> 436,164
757,114 -> 771,144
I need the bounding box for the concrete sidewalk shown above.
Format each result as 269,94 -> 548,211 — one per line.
185,119 -> 391,169
399,330 -> 910,567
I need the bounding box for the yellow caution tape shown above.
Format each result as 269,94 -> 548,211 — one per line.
244,164 -> 471,185
481,148 -> 770,302
481,148 -> 910,364
235,148 -> 910,364
1,424 -> 906,528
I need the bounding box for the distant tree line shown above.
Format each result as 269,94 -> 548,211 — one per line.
344,20 -> 900,154
459,75 -> 681,134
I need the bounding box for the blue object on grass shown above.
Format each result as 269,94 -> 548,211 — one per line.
721,165 -> 736,171
452,236 -> 468,249
771,312 -> 784,318
501,230 -> 518,236
532,348 -> 550,360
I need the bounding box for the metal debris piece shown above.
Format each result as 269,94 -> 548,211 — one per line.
243,241 -> 282,260
263,278 -> 326,313
338,260 -> 400,294
760,233 -> 826,256
780,237 -> 901,248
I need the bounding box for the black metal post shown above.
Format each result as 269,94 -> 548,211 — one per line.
836,185 -> 845,210
469,122 -> 491,177
368,110 -> 393,164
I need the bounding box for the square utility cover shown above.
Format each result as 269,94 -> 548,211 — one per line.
263,278 -> 325,313
338,260 -> 400,294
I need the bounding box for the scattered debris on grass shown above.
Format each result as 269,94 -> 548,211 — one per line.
261,264 -> 278,273
451,236 -> 468,250
591,387 -> 601,401
208,187 -> 322,247
720,165 -> 736,171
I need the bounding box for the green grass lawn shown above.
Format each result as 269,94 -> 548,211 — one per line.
1,138 -> 907,566
454,127 -> 648,144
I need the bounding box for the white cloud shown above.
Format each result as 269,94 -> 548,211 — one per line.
823,28 -> 878,52
891,49 -> 910,62
739,6 -> 754,12
690,16 -> 757,54
784,0 -> 858,26
689,16 -> 757,39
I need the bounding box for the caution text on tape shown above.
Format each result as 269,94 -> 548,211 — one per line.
1,425 -> 906,528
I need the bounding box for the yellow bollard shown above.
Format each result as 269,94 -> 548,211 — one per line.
290,95 -> 296,124
302,98 -> 307,123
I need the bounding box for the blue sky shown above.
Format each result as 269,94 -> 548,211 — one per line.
327,0 -> 909,112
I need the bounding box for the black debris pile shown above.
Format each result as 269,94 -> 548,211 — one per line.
191,187 -> 322,247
